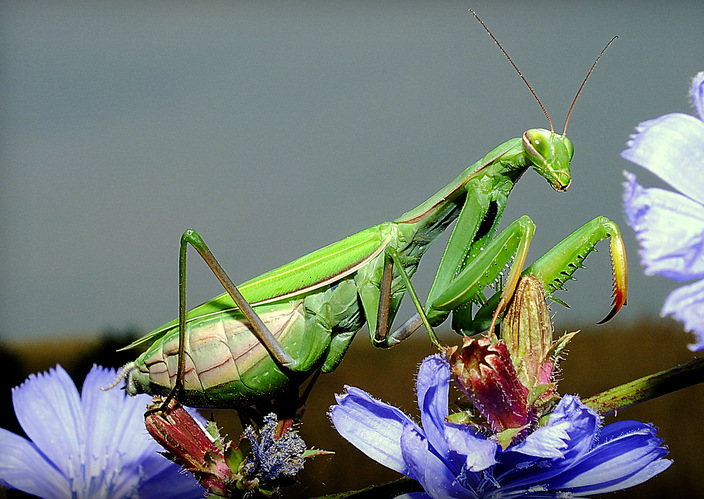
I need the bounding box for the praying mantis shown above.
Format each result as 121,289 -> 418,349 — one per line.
117,15 -> 626,411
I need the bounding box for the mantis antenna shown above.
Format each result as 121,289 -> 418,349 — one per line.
562,35 -> 618,135
470,10 -> 617,136
469,9 -> 553,132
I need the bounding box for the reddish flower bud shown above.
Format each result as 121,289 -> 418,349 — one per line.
447,336 -> 532,435
144,397 -> 237,496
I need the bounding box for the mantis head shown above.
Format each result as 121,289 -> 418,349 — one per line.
523,128 -> 573,192
468,11 -> 614,195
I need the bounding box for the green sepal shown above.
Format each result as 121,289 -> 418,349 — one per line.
446,410 -> 483,426
494,426 -> 526,450
527,384 -> 552,407
225,444 -> 246,475
206,420 -> 223,446
547,331 -> 578,360
302,448 -> 335,459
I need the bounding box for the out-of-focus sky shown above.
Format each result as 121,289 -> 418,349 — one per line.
1,1 -> 702,341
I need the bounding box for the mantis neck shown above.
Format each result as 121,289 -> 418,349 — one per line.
394,136 -> 528,230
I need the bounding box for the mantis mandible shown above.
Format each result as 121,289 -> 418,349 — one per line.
117,14 -> 626,410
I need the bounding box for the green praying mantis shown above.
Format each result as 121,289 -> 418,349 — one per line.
116,15 -> 626,411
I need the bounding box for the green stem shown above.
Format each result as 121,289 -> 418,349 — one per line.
312,477 -> 421,499
583,357 -> 704,416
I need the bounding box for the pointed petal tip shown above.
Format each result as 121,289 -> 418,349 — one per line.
662,281 -> 704,347
687,338 -> 704,352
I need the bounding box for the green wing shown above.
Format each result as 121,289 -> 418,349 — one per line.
123,223 -> 394,350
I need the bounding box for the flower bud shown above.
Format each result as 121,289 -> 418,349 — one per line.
502,274 -> 555,393
144,397 -> 238,496
447,336 -> 532,436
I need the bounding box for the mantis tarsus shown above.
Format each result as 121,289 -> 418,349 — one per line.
117,15 -> 625,412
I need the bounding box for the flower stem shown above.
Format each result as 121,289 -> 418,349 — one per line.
312,477 -> 421,498
583,357 -> 704,415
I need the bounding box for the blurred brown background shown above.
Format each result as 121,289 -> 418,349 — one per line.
1,318 -> 702,498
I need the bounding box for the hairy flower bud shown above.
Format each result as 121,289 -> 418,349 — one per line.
144,398 -> 237,496
447,336 -> 532,436
503,274 -> 555,392
503,274 -> 577,407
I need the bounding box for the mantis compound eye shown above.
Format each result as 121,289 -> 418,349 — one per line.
522,129 -> 552,161
562,135 -> 575,160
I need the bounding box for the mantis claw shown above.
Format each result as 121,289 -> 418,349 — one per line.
597,232 -> 628,324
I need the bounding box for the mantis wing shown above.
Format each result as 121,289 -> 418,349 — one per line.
124,223 -> 394,350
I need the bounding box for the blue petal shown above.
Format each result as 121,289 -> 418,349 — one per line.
417,355 -> 498,474
330,386 -> 419,476
546,396 -> 600,461
81,366 -> 150,494
621,112 -> 704,203
511,418 -> 571,459
5,365 -> 204,498
416,355 -> 450,459
80,366 -> 203,497
693,72 -> 704,121
11,365 -> 84,480
130,452 -> 206,499
497,397 -> 601,491
532,395 -> 599,460
0,428 -> 67,498
444,423 -> 497,472
623,172 -> 704,280
547,420 -> 671,494
662,280 -> 704,351
399,424 -> 468,498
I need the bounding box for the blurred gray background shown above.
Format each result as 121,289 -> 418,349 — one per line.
1,1 -> 702,342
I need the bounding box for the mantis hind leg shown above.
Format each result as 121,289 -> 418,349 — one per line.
161,229 -> 298,410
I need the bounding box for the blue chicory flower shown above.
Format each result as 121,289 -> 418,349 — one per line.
622,71 -> 704,350
0,365 -> 205,499
330,355 -> 671,498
